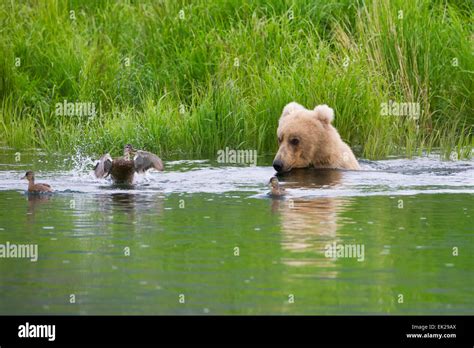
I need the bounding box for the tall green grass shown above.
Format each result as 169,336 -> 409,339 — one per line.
0,0 -> 472,159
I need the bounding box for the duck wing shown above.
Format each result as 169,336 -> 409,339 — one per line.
94,154 -> 113,178
133,150 -> 164,173
37,183 -> 54,192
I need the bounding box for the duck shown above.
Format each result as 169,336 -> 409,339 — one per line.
94,144 -> 164,184
269,176 -> 286,197
22,171 -> 54,193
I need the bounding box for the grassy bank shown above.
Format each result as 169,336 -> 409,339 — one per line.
0,0 -> 472,159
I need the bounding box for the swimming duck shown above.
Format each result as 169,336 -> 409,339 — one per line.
269,176 -> 286,197
22,171 -> 54,193
94,144 -> 164,184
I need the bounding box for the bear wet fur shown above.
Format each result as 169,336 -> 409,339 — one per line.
273,102 -> 360,172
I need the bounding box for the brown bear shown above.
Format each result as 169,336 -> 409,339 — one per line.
272,102 -> 360,172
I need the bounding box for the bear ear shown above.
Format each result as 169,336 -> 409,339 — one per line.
281,102 -> 306,118
314,104 -> 334,124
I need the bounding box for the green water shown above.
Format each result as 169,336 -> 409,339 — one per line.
0,149 -> 472,314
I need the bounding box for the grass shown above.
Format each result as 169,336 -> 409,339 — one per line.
0,0 -> 472,160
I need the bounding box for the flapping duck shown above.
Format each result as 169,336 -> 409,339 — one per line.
94,144 -> 163,184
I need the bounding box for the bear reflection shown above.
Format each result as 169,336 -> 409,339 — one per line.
271,169 -> 354,276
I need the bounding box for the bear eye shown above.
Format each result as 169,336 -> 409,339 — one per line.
278,137 -> 283,144
290,138 -> 299,146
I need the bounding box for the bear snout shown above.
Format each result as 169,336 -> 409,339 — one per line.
272,159 -> 284,172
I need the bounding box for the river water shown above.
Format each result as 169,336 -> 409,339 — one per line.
0,148 -> 472,314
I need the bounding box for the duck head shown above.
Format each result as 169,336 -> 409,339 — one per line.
21,171 -> 35,182
269,176 -> 280,190
123,144 -> 137,160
